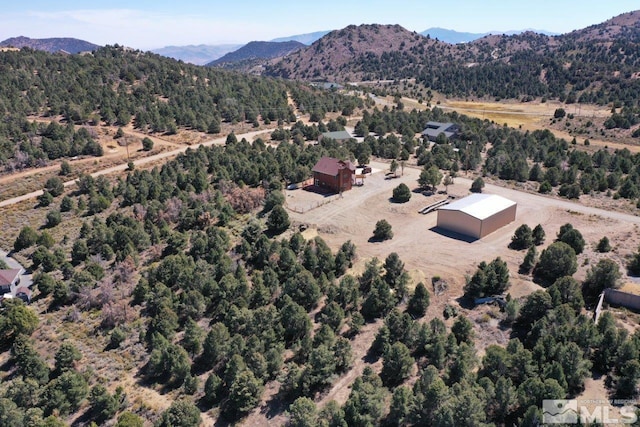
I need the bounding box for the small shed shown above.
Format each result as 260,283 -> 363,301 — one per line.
436,194 -> 516,239
312,156 -> 356,193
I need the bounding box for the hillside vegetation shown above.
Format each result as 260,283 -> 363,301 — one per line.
0,46 -> 361,171
1,16 -> 640,427
266,11 -> 640,107
207,41 -> 306,68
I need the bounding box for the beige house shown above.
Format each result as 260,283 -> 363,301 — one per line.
437,194 -> 516,239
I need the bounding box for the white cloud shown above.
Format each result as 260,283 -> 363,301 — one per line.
0,8 -> 279,49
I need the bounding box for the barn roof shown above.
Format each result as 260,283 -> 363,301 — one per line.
0,269 -> 21,286
312,156 -> 356,176
438,194 -> 516,220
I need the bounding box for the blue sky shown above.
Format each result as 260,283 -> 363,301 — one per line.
1,0 -> 638,50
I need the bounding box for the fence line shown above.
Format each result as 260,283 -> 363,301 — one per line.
285,195 -> 338,214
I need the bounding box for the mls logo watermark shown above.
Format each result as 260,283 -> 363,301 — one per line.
543,399 -> 638,424
543,400 -> 578,424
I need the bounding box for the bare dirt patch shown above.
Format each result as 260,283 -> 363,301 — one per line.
288,162 -> 640,303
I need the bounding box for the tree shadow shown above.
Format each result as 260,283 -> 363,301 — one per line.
71,408 -> 96,427
454,295 -> 476,310
367,236 -> 391,243
388,197 -> 409,204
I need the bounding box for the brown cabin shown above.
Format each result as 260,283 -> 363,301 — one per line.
312,156 -> 355,193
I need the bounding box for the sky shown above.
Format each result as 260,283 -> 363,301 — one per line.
1,0 -> 638,50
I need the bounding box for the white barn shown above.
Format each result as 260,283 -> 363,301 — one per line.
437,194 -> 517,239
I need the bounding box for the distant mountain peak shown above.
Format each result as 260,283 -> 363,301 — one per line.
0,36 -> 100,54
207,40 -> 305,68
270,30 -> 331,45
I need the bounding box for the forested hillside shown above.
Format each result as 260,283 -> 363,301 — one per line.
0,46 -> 361,171
266,11 -> 640,107
1,33 -> 640,426
207,41 -> 306,68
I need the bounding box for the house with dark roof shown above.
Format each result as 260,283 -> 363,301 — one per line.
319,130 -> 353,143
0,268 -> 22,295
312,156 -> 356,193
422,121 -> 459,142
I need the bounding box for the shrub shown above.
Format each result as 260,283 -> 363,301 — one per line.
392,183 -> 411,203
538,181 -> 552,194
597,236 -> 612,253
142,137 -> 154,151
60,161 -> 72,176
510,224 -> 533,250
46,210 -> 62,228
372,219 -> 393,241
443,304 -> 458,319
109,328 -> 126,348
14,226 -> 39,252
534,242 -> 577,284
267,205 -> 290,234
45,177 -> 65,197
556,224 -> 585,254
464,257 -> 510,298
470,177 -> 485,193
532,224 -> 546,245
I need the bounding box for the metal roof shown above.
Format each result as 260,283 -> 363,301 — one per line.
312,156 -> 356,176
321,130 -> 353,140
438,193 -> 516,220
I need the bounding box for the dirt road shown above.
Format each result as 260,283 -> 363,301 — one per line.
0,128 -> 272,209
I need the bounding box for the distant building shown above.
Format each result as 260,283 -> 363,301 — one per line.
422,121 -> 459,142
319,130 -> 353,143
437,194 -> 516,239
312,156 -> 356,193
0,268 -> 22,295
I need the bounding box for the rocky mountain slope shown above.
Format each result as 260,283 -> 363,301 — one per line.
265,11 -> 640,103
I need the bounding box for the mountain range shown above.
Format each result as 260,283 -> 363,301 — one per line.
150,44 -> 242,65
263,10 -> 640,104
421,27 -> 558,43
2,8 -> 638,103
0,26 -> 556,65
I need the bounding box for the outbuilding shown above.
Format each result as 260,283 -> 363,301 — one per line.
436,194 -> 516,239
